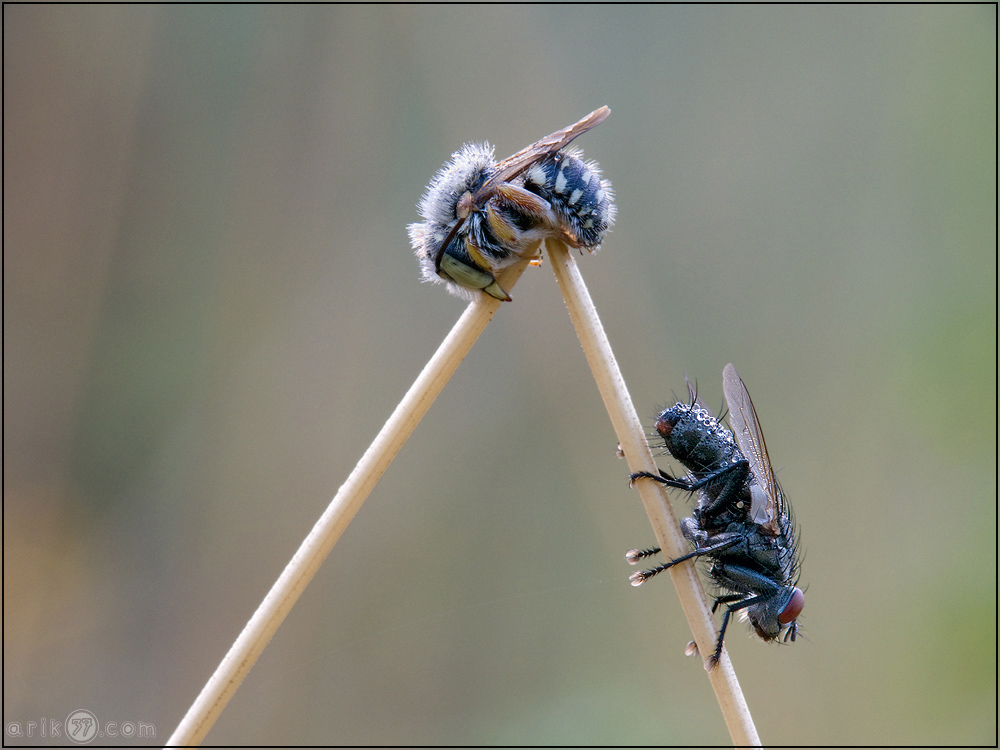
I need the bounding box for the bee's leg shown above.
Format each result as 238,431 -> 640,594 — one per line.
481,279 -> 511,301
482,186 -> 555,258
438,253 -> 511,302
494,183 -> 554,223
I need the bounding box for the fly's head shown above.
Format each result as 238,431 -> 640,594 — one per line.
746,586 -> 805,643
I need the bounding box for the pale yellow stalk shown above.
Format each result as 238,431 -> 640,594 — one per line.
546,240 -> 760,748
165,261 -> 530,747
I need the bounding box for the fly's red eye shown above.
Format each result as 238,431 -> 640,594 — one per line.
778,587 -> 804,624
655,417 -> 674,437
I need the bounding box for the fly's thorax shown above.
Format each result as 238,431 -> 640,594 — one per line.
743,526 -> 788,574
654,402 -> 740,478
706,521 -> 795,585
679,516 -> 707,547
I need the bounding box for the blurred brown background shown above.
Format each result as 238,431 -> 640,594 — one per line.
4,5 -> 995,745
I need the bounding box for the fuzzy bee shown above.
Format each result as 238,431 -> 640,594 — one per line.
408,107 -> 615,302
628,365 -> 804,670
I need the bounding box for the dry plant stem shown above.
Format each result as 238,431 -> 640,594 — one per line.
166,261 -> 531,748
546,240 -> 761,749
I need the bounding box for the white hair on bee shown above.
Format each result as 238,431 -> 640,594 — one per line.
414,143 -> 496,231
408,143 -> 501,300
408,110 -> 615,302
523,147 -> 616,251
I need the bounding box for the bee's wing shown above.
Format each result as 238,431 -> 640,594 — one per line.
434,106 -> 610,273
723,363 -> 780,533
484,106 -> 610,190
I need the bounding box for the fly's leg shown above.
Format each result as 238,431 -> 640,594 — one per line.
707,603 -> 735,670
626,535 -> 741,585
705,592 -> 768,670
710,593 -> 745,614
630,460 -> 751,525
628,468 -> 680,487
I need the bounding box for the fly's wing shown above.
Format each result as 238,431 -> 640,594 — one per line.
434,106 -> 610,273
723,363 -> 780,533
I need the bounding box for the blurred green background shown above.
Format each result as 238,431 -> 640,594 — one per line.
4,5 -> 995,746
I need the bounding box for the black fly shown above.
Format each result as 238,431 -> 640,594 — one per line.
627,364 -> 804,670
